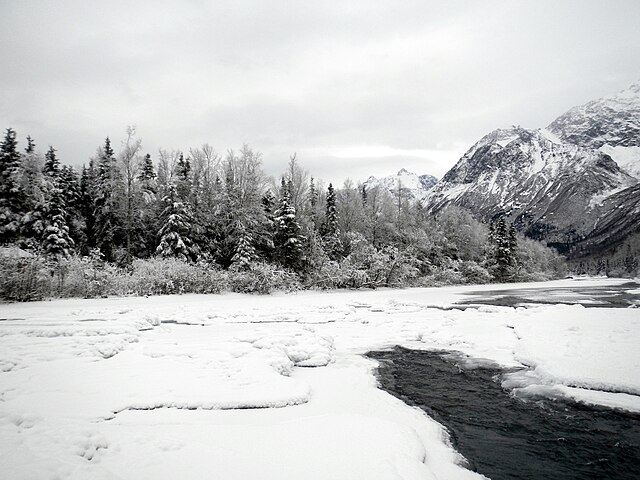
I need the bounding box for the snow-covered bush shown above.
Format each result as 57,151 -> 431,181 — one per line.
227,262 -> 301,294
59,251 -> 122,298
459,260 -> 493,284
416,266 -> 465,287
0,247 -> 51,301
514,238 -> 567,281
307,235 -> 418,289
125,258 -> 226,295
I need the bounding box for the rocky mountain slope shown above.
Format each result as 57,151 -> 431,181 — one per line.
364,168 -> 437,200
548,82 -> 640,179
424,82 -> 640,258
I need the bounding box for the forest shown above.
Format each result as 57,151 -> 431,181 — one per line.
0,127 -> 566,300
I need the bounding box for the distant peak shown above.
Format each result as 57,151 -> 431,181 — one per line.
622,80 -> 640,95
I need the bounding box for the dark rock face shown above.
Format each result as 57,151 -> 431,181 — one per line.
418,174 -> 438,191
424,82 -> 640,259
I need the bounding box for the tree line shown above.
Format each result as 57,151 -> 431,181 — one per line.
0,127 -> 566,299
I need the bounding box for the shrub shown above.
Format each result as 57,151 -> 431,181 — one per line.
0,247 -> 51,301
125,258 -> 226,295
226,262 -> 301,294
459,260 -> 492,284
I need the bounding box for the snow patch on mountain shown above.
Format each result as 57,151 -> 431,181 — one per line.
599,144 -> 640,179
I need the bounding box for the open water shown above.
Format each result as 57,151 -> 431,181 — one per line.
368,348 -> 640,479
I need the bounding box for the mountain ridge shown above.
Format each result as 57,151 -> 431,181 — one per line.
423,82 -> 640,259
363,169 -> 438,200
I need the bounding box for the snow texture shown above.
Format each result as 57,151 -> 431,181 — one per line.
364,168 -> 438,201
1,278 -> 638,479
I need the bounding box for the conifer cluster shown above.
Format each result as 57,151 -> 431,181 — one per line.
0,127 -> 566,288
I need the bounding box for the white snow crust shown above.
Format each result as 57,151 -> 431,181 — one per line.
1,278 -> 638,479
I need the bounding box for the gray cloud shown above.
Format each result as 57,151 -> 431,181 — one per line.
1,0 -> 639,183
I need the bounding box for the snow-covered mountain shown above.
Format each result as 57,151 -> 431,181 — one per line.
425,82 -> 640,257
548,82 -> 640,179
364,168 -> 437,200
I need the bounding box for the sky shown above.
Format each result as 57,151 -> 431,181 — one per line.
1,0 -> 640,184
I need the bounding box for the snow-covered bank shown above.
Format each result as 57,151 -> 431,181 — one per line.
1,278 -> 638,479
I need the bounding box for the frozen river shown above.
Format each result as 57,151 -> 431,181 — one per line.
1,278 -> 639,479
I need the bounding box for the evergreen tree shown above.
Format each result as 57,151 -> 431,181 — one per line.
230,224 -> 256,270
256,189 -> 276,260
0,128 -> 25,243
25,135 -> 36,154
321,182 -> 342,259
138,153 -> 157,199
41,184 -> 74,259
18,144 -> 47,249
156,184 -> 200,262
489,218 -> 517,281
309,177 -> 318,210
43,146 -> 60,177
80,163 -> 97,254
175,153 -> 191,201
58,166 -> 85,248
93,138 -> 124,262
262,190 -> 275,218
274,179 -> 304,270
308,177 -> 320,230
137,153 -> 159,256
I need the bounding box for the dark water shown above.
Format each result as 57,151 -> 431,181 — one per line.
459,281 -> 640,309
368,348 -> 640,480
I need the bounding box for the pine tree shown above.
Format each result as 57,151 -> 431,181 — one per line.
231,224 -> 256,270
274,179 -> 304,270
138,153 -> 157,199
41,184 -> 74,259
18,143 -> 47,249
175,153 -> 191,201
80,163 -> 97,254
43,146 -> 60,177
156,184 -> 200,262
58,166 -> 85,248
25,135 -> 36,154
136,153 -> 159,256
489,218 -> 517,282
262,190 -> 275,218
93,138 -> 124,262
321,182 -> 342,259
0,128 -> 25,243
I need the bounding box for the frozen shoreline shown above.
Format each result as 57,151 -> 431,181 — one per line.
1,278 -> 638,479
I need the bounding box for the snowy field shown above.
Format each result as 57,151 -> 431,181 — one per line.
1,278 -> 639,480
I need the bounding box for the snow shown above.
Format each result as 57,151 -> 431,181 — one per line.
599,144 -> 640,179
495,136 -> 517,148
1,278 -> 638,479
511,304 -> 640,395
539,127 -> 563,145
364,169 -> 437,201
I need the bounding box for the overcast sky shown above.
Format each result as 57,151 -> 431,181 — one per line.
1,0 -> 639,184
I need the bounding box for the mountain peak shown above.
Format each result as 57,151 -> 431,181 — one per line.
613,80 -> 640,98
547,81 -> 640,152
363,169 -> 438,200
